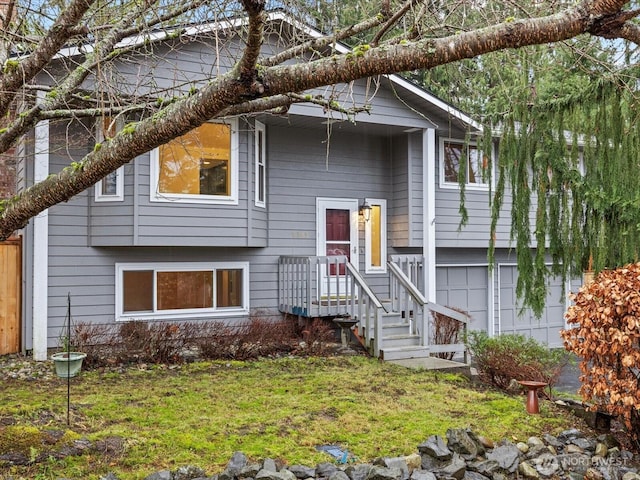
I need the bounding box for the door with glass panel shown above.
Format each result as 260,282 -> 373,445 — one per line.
316,198 -> 358,297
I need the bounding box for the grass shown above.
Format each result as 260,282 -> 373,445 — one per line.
0,356 -> 589,480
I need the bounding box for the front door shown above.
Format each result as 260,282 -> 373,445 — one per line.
317,198 -> 359,295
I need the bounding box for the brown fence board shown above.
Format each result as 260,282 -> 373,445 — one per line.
0,237 -> 21,354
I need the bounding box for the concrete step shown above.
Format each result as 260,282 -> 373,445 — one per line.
379,345 -> 430,361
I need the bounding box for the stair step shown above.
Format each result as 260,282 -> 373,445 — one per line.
381,322 -> 413,336
380,345 -> 430,361
381,334 -> 421,348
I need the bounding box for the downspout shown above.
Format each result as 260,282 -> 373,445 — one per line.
423,128 -> 437,302
32,93 -> 49,361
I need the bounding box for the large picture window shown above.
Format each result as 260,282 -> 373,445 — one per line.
116,262 -> 249,320
95,116 -> 124,202
150,119 -> 239,204
440,138 -> 489,189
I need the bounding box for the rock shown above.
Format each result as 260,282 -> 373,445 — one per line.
486,443 -> 520,473
418,436 -> 453,461
405,454 -> 422,472
585,468 -> 605,480
446,429 -> 482,461
432,454 -> 466,480
410,470 -> 437,480
476,437 -> 494,450
256,469 -> 297,480
572,438 -> 597,452
566,445 -> 585,454
531,452 -> 559,476
316,463 -> 340,478
541,434 -> 562,449
289,466 -> 316,479
557,454 -> 591,477
525,444 -> 548,460
366,466 -> 403,480
462,472 -> 489,480
557,429 -> 584,443
595,444 -> 609,458
516,443 -> 529,454
373,457 -> 409,480
528,437 -> 545,447
345,464 -> 373,480
227,452 -> 249,474
622,473 -> 640,480
518,462 -> 539,479
467,460 -> 500,476
263,459 -> 278,473
329,471 -> 351,480
239,463 -> 262,478
174,465 -> 208,480
144,471 -> 172,480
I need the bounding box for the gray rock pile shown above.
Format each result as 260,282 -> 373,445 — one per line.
93,428 -> 639,480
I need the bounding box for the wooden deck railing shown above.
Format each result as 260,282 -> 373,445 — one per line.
278,256 -> 386,354
388,259 -> 470,362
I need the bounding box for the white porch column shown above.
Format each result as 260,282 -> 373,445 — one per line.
423,128 -> 437,302
32,106 -> 49,361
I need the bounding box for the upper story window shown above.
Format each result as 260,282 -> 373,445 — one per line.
254,120 -> 266,208
95,116 -> 124,202
440,138 -> 489,190
150,119 -> 239,204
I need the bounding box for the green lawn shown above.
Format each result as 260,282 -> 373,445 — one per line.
0,356 -> 587,479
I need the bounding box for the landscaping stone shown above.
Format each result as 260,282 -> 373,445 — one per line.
418,435 -> 453,461
446,428 -> 483,460
2,425 -> 638,480
345,464 -> 373,480
366,465 -> 403,480
486,443 -> 520,473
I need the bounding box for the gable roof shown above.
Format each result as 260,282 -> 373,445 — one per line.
51,10 -> 481,134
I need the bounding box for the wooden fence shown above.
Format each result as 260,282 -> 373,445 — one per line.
0,236 -> 20,354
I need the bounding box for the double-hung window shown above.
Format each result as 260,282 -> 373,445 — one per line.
440,138 -> 489,189
94,116 -> 124,202
115,262 -> 249,321
150,119 -> 239,204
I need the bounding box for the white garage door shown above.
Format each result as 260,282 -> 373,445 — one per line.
498,265 -> 568,348
436,266 -> 489,333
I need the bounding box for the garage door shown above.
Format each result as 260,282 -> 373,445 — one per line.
436,266 -> 488,333
498,265 -> 567,348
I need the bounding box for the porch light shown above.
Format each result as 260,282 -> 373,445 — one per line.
359,200 -> 372,222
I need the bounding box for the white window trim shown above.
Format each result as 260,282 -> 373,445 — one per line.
115,261 -> 250,321
95,116 -> 125,202
149,118 -> 239,205
364,198 -> 387,274
254,120 -> 266,208
438,137 -> 491,191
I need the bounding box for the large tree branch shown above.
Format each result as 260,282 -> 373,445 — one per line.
262,15 -> 386,67
0,0 -> 96,117
0,0 -> 634,239
0,0 -> 163,154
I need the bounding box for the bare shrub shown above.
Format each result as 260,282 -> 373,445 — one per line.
297,318 -> 338,356
431,307 -> 469,360
562,263 -> 640,447
194,317 -> 298,360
